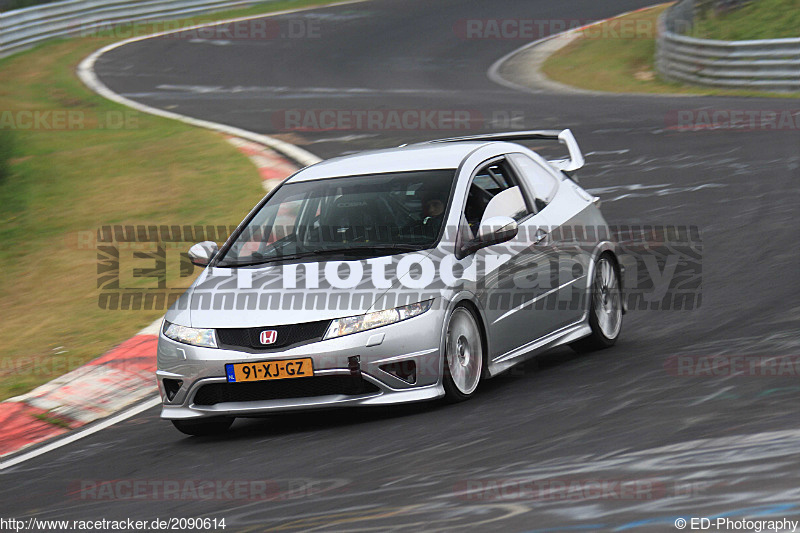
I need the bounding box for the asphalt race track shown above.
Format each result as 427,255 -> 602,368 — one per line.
2,1 -> 799,531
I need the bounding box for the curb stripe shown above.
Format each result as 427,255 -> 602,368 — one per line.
486,3 -> 682,97
226,136 -> 299,191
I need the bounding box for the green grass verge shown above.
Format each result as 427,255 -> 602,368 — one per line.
0,0 -> 340,401
542,3 -> 800,97
693,0 -> 800,40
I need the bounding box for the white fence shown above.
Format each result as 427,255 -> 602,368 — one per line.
0,0 -> 269,58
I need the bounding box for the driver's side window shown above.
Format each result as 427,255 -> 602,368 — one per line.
463,159 -> 530,238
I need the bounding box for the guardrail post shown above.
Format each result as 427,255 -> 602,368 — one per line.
656,0 -> 800,92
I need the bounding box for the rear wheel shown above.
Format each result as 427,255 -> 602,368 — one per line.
172,417 -> 234,436
571,254 -> 622,353
442,306 -> 484,402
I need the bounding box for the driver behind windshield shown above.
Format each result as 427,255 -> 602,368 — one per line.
421,192 -> 446,227
217,170 -> 456,266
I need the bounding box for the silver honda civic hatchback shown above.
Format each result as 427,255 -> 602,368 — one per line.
157,130 -> 625,435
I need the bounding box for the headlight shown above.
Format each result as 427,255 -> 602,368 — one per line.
162,321 -> 218,348
324,300 -> 433,340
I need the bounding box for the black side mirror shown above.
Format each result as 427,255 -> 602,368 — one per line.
456,216 -> 518,259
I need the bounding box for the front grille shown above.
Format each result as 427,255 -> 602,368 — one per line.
216,320 -> 330,353
192,376 -> 380,406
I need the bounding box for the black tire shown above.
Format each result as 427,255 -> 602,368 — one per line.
442,306 -> 484,402
571,253 -> 623,353
171,417 -> 234,436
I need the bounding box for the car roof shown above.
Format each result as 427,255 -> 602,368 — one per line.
286,141 -> 494,182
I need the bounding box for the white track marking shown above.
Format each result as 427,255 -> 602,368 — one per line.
0,396 -> 161,471
138,317 -> 164,336
689,386 -> 735,406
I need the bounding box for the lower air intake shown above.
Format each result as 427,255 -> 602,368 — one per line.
193,376 -> 380,406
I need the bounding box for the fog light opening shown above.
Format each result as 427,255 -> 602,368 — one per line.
163,379 -> 183,401
380,361 -> 417,384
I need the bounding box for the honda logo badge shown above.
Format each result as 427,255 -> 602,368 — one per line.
259,330 -> 278,345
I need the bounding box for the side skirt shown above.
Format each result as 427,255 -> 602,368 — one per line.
486,320 -> 591,378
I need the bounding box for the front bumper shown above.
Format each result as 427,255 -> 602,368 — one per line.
156,312 -> 445,420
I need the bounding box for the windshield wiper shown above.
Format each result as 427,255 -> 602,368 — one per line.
219,245 -> 427,267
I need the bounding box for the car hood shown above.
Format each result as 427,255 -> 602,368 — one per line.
166,251 -> 448,329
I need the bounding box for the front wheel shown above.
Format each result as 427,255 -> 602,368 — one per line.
571,254 -> 623,353
172,417 -> 234,436
442,306 -> 484,402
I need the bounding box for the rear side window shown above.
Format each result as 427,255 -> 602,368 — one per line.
508,153 -> 559,212
472,164 -> 509,193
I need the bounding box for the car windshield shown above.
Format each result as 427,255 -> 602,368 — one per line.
216,169 -> 457,267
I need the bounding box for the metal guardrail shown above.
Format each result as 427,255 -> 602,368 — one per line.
0,0 -> 269,58
656,0 -> 800,92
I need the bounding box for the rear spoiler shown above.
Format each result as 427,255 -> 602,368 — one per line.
422,129 -> 585,174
